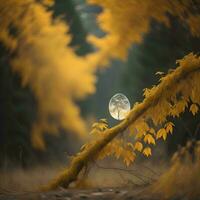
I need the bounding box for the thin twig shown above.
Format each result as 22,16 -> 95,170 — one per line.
94,162 -> 156,184
135,163 -> 160,177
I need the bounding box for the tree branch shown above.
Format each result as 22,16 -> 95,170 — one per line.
44,54 -> 200,190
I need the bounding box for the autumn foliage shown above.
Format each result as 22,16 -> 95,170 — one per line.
0,0 -> 200,192
84,53 -> 200,167
46,53 -> 200,189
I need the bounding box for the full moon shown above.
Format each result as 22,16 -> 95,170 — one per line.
109,93 -> 130,120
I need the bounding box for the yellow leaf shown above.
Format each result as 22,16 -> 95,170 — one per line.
143,147 -> 152,157
156,128 -> 165,139
123,151 -> 136,167
144,134 -> 156,145
156,128 -> 167,140
165,122 -> 174,134
162,131 -> 167,140
133,141 -> 143,152
190,104 -> 199,115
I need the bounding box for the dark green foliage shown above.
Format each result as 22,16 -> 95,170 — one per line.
0,43 -> 37,168
52,0 -> 92,55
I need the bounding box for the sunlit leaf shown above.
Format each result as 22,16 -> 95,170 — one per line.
190,104 -> 199,115
156,128 -> 167,140
143,147 -> 152,157
144,134 -> 156,145
134,141 -> 143,152
165,122 -> 174,134
123,151 -> 136,167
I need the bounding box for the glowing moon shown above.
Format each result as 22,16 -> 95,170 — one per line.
109,93 -> 130,120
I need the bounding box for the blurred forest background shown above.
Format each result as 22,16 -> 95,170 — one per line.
0,0 -> 200,171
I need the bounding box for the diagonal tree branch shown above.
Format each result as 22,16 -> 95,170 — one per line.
44,54 -> 200,190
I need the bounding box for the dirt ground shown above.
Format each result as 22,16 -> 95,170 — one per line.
0,186 -> 157,200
